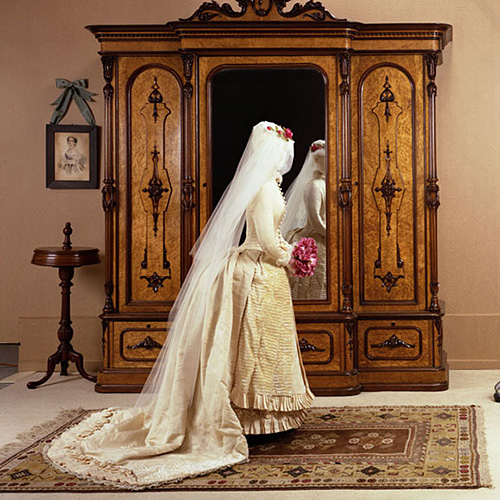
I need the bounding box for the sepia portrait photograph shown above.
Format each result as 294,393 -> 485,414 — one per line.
46,124 -> 98,188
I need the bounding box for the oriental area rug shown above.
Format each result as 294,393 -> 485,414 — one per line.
0,405 -> 491,492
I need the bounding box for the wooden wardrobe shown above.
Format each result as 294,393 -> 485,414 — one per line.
89,0 -> 452,394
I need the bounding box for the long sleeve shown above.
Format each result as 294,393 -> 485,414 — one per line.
245,182 -> 291,266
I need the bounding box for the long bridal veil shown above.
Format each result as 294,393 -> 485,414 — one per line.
47,121 -> 295,488
136,121 -> 294,409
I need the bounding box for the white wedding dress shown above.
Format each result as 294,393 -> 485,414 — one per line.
46,122 -> 313,489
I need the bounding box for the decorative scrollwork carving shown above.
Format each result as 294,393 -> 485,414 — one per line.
374,271 -> 404,292
140,272 -> 169,292
101,55 -> 115,99
426,53 -> 438,97
127,335 -> 163,350
346,322 -> 354,358
182,53 -> 195,99
142,145 -> 170,236
337,52 -> 351,96
426,179 -> 440,209
275,0 -> 340,21
180,0 -> 341,22
101,180 -> 116,213
374,142 -> 402,236
371,334 -> 415,349
182,177 -> 196,211
434,318 -> 443,353
339,180 -> 352,208
148,77 -> 164,123
299,337 -> 326,353
380,76 -> 395,122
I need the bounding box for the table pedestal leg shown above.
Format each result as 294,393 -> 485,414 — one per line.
27,266 -> 96,389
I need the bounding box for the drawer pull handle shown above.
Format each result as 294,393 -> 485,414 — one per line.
127,335 -> 163,350
371,334 -> 415,349
299,338 -> 326,353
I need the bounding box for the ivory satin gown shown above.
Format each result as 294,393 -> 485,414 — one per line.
47,176 -> 313,488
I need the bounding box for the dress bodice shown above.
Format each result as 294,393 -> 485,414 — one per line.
303,172 -> 326,236
239,178 -> 291,265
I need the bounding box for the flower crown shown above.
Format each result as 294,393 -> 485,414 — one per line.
310,141 -> 325,153
266,124 -> 293,141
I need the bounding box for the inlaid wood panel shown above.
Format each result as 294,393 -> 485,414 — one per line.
297,323 -> 342,373
116,58 -> 184,311
351,56 -> 426,311
358,320 -> 431,368
91,10 -> 450,394
111,321 -> 168,368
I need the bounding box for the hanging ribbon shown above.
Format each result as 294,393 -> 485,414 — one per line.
50,78 -> 97,125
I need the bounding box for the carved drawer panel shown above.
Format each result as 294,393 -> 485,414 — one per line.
358,320 -> 431,368
297,323 -> 342,373
111,321 -> 168,368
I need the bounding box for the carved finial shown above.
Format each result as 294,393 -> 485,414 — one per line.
62,222 -> 73,250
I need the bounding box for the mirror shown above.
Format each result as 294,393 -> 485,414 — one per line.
211,67 -> 327,300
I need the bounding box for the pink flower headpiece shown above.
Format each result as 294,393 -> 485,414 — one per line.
267,124 -> 293,141
310,142 -> 325,153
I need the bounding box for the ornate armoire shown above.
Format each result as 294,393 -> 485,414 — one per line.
89,0 -> 452,394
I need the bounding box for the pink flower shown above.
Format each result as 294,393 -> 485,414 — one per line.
267,126 -> 272,130
290,237 -> 318,277
284,128 -> 293,140
311,142 -> 325,153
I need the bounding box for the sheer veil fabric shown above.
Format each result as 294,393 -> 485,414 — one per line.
281,139 -> 325,240
46,121 -> 299,489
281,139 -> 327,299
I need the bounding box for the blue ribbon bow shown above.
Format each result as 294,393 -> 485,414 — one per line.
50,78 -> 97,125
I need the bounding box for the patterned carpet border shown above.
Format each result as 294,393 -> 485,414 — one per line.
0,405 -> 492,492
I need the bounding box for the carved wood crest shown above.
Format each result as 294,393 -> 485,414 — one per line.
180,0 -> 344,22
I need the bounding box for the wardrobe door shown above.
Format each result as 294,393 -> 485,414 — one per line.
116,57 -> 186,313
351,55 -> 426,312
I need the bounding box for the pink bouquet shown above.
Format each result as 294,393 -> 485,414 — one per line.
290,237 -> 318,277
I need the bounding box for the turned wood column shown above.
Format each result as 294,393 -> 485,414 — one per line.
426,53 -> 441,313
101,55 -> 116,314
338,51 -> 353,314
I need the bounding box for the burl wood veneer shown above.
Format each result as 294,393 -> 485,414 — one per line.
89,0 -> 451,394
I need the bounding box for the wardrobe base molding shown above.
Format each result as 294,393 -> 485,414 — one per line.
359,360 -> 449,392
96,369 -> 149,393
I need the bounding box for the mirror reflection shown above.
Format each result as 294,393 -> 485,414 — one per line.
211,68 -> 327,300
282,140 -> 326,300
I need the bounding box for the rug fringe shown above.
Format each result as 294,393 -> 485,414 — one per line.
474,406 -> 493,488
0,407 -> 89,464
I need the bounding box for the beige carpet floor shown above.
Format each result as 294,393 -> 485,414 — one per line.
0,370 -> 498,499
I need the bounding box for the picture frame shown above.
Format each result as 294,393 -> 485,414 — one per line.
46,124 -> 98,189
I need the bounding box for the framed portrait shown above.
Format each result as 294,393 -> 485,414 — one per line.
46,124 -> 98,189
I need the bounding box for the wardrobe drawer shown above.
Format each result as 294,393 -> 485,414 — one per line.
358,320 -> 431,368
297,323 -> 341,373
111,322 -> 168,368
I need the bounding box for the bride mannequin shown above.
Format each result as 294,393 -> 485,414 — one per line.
46,121 -> 314,489
282,140 -> 327,299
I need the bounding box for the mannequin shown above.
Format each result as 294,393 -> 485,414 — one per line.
46,121 -> 314,489
282,140 -> 327,300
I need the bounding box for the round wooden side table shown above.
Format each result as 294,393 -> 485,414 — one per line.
27,222 -> 100,389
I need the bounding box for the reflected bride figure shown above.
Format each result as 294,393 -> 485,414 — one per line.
282,140 -> 327,300
47,121 -> 314,488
